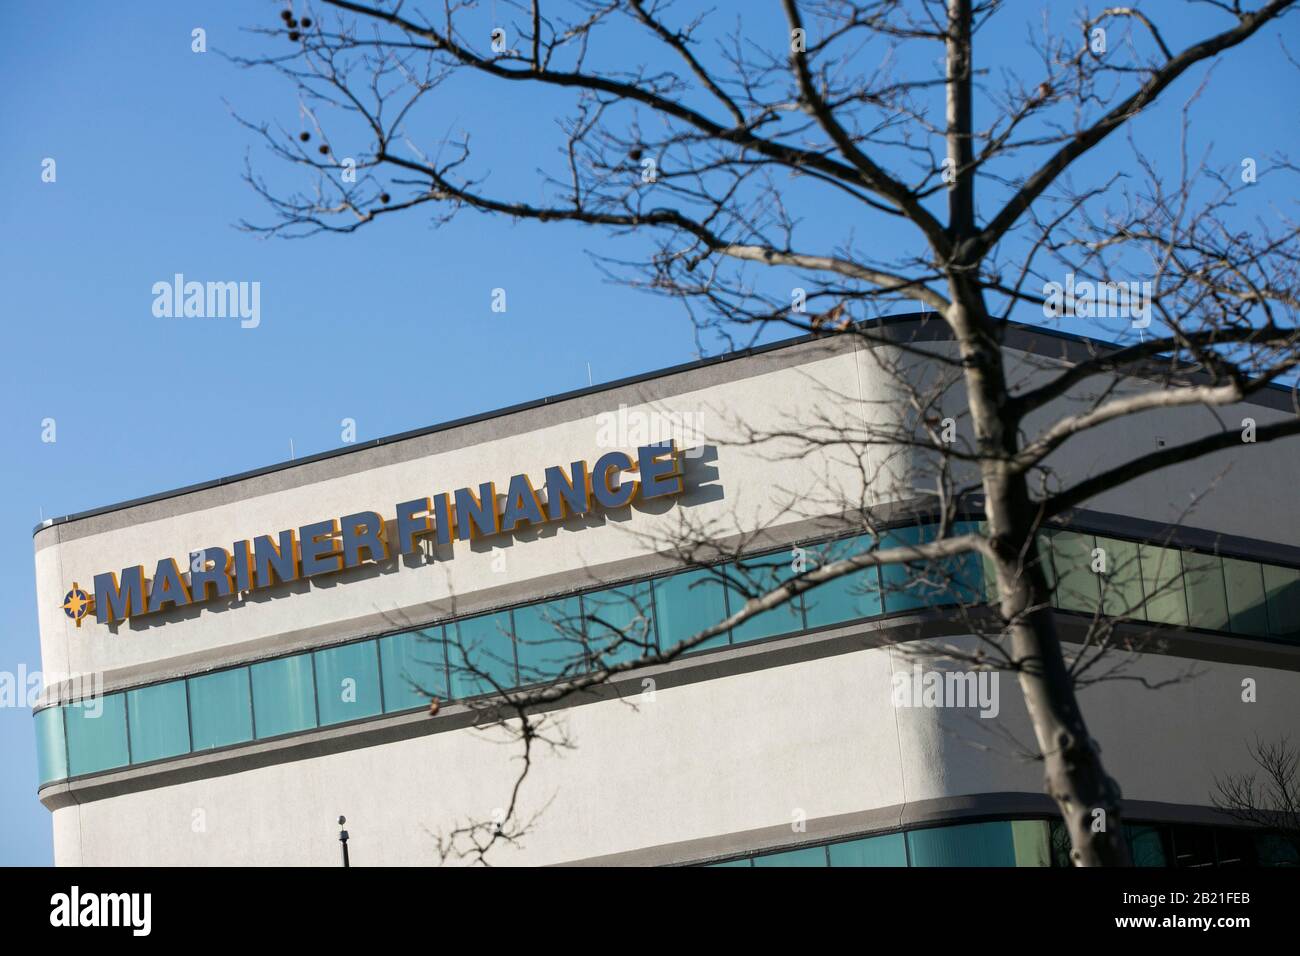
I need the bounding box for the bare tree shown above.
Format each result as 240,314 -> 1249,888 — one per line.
1213,735 -> 1300,862
230,1 -> 1300,865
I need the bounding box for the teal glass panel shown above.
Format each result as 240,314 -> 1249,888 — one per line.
1262,564 -> 1300,640
314,641 -> 382,726
1183,553 -> 1230,631
448,611 -> 517,697
728,552 -> 804,643
907,821 -> 1017,866
251,655 -> 317,738
946,521 -> 986,604
654,568 -> 730,653
513,597 -> 585,683
1125,824 -> 1170,867
1010,820 -> 1052,867
802,534 -> 883,628
752,845 -> 828,867
1224,558 -> 1269,637
188,668 -> 253,750
880,524 -> 983,612
708,858 -> 752,867
1050,531 -> 1100,613
125,681 -> 190,763
1255,833 -> 1300,867
828,832 -> 907,866
65,694 -> 130,776
880,524 -> 930,612
1139,545 -> 1188,626
584,582 -> 657,667
379,628 -> 449,711
1095,536 -> 1145,619
34,707 -> 68,785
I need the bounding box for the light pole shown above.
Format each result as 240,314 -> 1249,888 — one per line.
338,815 -> 350,868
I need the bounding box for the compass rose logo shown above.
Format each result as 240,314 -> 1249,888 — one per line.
61,582 -> 93,628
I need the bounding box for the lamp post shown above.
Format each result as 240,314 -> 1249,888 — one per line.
338,815 -> 350,868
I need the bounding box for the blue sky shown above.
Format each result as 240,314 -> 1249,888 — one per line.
0,1 -> 1294,865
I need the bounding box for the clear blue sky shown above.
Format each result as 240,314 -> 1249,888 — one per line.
0,1 -> 1293,865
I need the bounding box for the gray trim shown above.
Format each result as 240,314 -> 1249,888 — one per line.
37,607 -> 1300,809
561,793 -> 1253,867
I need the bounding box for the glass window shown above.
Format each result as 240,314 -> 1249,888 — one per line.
1262,564 -> 1300,640
584,583 -> 657,667
727,553 -> 804,643
1139,545 -> 1188,626
828,832 -> 907,866
802,534 -> 883,628
379,628 -> 449,712
907,821 -> 1017,866
1010,820 -> 1052,867
1095,536 -> 1145,619
34,707 -> 68,785
1183,553 -> 1230,631
188,668 -> 253,750
1224,558 -> 1269,637
314,641 -> 382,726
1255,832 -> 1300,867
1170,824 -> 1216,869
448,611 -> 517,698
880,524 -> 934,613
707,858 -> 752,867
880,524 -> 984,613
1126,823 -> 1171,867
65,694 -> 130,776
125,681 -> 190,764
752,845 -> 828,867
654,568 -> 730,653
1051,531 -> 1100,614
513,597 -> 585,683
1214,828 -> 1257,868
251,655 -> 317,739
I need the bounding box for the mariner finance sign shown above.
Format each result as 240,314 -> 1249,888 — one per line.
62,442 -> 686,629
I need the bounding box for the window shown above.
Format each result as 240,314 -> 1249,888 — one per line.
1183,553 -> 1230,631
1126,824 -> 1171,867
1051,531 -> 1100,614
584,583 -> 657,666
1139,545 -> 1188,626
880,523 -> 984,613
1170,824 -> 1217,868
251,655 -> 317,738
653,568 -> 729,653
1223,558 -> 1269,637
188,668 -> 253,750
828,832 -> 908,866
728,554 -> 804,643
126,681 -> 190,763
906,821 -> 1020,867
1095,536 -> 1145,619
65,694 -> 130,776
752,845 -> 828,867
314,641 -> 382,726
513,597 -> 584,683
34,707 -> 68,785
448,611 -> 517,697
1262,564 -> 1300,640
802,534 -> 883,628
379,628 -> 449,711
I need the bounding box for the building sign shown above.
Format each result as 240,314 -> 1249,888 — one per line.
63,442 -> 685,628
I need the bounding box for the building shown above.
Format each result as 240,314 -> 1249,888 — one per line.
32,317 -> 1300,866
